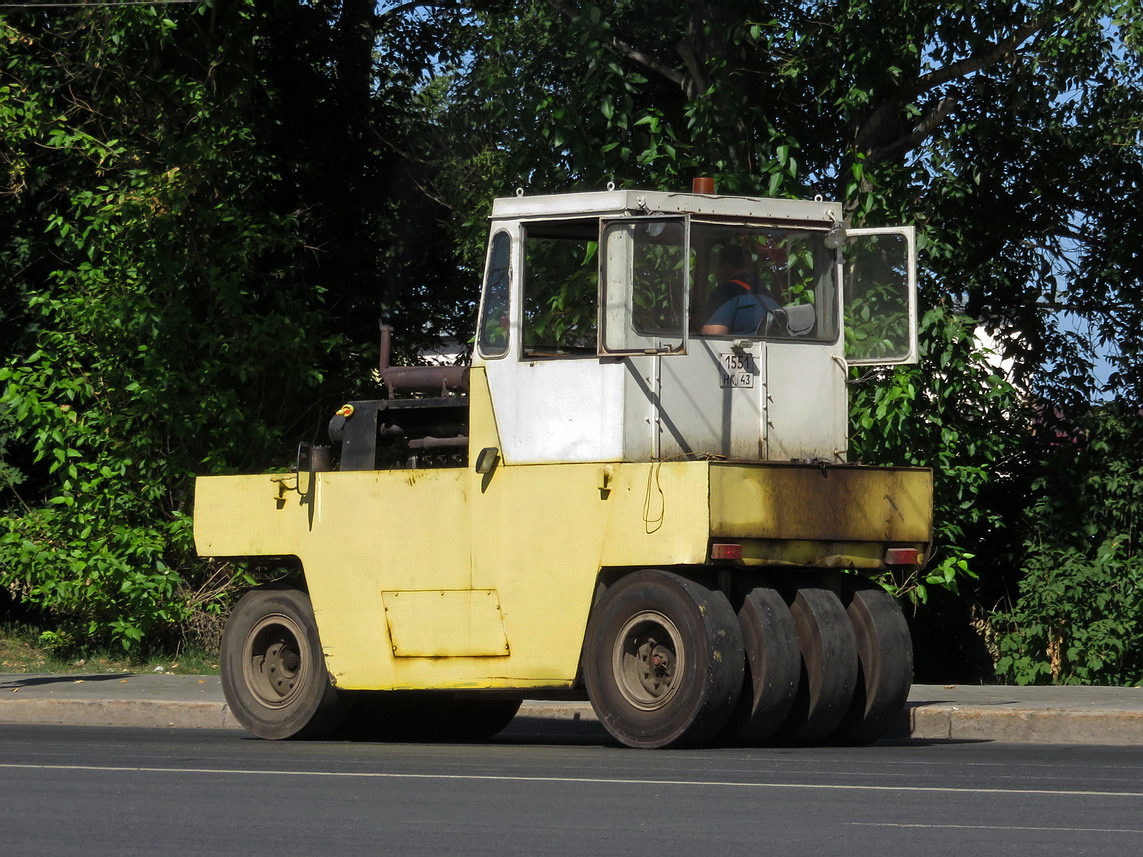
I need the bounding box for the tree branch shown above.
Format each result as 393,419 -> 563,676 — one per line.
674,38 -> 708,97
868,94 -> 957,162
861,8 -> 1066,163
911,8 -> 1062,96
541,0 -> 687,90
372,0 -> 471,25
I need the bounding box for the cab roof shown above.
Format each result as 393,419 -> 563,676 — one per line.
490,188 -> 843,225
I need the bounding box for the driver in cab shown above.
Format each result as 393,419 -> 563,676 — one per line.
700,245 -> 779,336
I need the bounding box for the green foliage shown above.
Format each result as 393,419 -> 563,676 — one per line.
994,405 -> 1143,684
843,265 -> 913,363
849,305 -> 1025,603
432,1 -> 1143,402
0,0 -> 1140,683
630,232 -> 687,336
522,236 -> 600,350
994,536 -> 1143,685
0,5 -> 336,648
0,405 -> 20,493
0,620 -> 220,673
0,2 -> 458,649
1028,404 -> 1143,549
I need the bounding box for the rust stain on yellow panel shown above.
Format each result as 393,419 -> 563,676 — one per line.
735,538 -> 929,568
709,462 -> 932,543
382,589 -> 510,658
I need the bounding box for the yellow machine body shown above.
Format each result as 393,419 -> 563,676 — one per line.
194,367 -> 931,692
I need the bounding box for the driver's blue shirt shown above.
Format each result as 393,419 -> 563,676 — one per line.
704,279 -> 779,334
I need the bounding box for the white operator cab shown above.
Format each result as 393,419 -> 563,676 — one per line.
473,187 -> 917,465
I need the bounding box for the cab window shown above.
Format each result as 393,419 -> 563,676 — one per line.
477,231 -> 512,358
522,219 -> 599,356
690,221 -> 837,342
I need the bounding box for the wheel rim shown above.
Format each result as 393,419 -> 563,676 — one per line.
242,612 -> 311,710
612,610 -> 686,711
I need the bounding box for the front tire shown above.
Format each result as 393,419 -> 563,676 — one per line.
221,587 -> 346,740
583,570 -> 744,749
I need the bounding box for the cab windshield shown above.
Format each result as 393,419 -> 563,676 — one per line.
690,221 -> 837,342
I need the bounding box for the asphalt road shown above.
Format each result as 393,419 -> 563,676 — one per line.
2,723 -> 1142,857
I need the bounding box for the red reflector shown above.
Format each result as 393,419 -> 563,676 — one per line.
884,548 -> 921,566
711,543 -> 743,561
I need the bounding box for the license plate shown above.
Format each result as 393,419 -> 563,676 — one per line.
720,352 -> 757,388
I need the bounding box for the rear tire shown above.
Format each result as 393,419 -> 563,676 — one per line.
583,570 -> 744,749
775,585 -> 858,744
221,587 -> 346,740
720,584 -> 801,745
832,578 -> 913,744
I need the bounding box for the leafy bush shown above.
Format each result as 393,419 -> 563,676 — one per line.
849,304 -> 1025,603
993,404 -> 1143,685
0,6 -> 347,650
994,537 -> 1143,685
0,406 -> 20,493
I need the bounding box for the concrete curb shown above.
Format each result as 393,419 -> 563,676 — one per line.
0,697 -> 240,731
905,703 -> 1143,745
1,675 -> 1141,745
0,695 -> 584,733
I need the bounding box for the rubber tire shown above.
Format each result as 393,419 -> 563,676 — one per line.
220,587 -> 346,740
583,570 -> 744,749
720,584 -> 801,745
775,584 -> 858,744
831,578 -> 913,744
341,693 -> 522,742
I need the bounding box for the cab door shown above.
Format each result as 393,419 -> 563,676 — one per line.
842,226 -> 919,365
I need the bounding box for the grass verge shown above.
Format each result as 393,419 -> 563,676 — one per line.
0,623 -> 219,675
